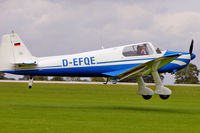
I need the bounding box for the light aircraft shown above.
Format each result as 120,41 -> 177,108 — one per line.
0,32 -> 196,100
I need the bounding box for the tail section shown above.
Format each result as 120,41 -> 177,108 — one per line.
0,32 -> 37,71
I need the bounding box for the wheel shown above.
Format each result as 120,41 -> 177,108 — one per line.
29,86 -> 32,89
142,95 -> 152,100
159,95 -> 170,100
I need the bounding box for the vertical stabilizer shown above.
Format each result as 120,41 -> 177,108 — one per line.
0,32 -> 36,71
10,32 -> 36,64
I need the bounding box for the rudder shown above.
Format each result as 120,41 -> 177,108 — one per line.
0,32 -> 37,71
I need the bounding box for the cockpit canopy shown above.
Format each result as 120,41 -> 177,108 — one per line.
122,43 -> 162,57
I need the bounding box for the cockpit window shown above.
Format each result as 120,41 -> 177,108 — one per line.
122,43 -> 153,57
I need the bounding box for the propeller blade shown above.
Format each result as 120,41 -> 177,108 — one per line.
189,40 -> 194,55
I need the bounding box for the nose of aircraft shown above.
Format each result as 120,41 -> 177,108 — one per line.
191,53 -> 196,60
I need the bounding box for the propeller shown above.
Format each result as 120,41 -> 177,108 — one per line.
189,40 -> 194,55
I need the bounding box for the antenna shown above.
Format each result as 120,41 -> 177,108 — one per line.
99,35 -> 104,49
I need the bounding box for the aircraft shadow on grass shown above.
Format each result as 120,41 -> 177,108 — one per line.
11,104 -> 196,114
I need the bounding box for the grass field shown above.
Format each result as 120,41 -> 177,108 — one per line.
0,82 -> 200,133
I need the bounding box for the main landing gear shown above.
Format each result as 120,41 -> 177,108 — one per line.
103,77 -> 118,84
136,71 -> 171,100
151,70 -> 171,100
104,77 -> 109,84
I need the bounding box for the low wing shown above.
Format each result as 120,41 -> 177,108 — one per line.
103,53 -> 181,80
14,62 -> 37,67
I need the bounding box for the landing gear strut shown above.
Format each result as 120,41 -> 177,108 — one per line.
136,76 -> 154,100
28,76 -> 33,89
104,77 -> 109,84
151,70 -> 171,100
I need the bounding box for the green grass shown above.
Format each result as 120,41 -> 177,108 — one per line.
0,83 -> 200,133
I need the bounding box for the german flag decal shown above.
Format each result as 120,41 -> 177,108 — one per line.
14,42 -> 21,46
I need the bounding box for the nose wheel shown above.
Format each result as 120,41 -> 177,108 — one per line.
28,76 -> 33,89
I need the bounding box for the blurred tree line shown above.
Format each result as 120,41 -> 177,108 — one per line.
0,72 -> 15,80
0,72 -> 5,79
91,74 -> 164,83
120,74 -> 164,83
175,63 -> 199,84
19,76 -> 81,81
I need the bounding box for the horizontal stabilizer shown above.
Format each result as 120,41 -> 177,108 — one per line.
14,62 -> 37,68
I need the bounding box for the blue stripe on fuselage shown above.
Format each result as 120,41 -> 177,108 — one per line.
164,50 -> 189,56
97,58 -> 155,64
3,62 -> 187,76
158,63 -> 187,73
3,63 -> 142,76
